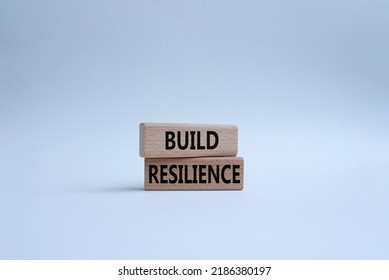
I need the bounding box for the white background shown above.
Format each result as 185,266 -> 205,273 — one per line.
1,0 -> 388,259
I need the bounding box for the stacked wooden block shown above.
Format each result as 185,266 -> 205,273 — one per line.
139,123 -> 244,190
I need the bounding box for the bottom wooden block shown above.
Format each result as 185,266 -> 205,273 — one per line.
144,157 -> 244,190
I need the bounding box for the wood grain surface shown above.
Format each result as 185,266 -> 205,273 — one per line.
140,123 -> 238,158
145,157 -> 244,190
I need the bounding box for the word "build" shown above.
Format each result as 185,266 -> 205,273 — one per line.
140,123 -> 237,158
165,130 -> 219,150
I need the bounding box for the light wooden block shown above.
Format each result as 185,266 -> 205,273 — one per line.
144,157 -> 244,190
139,123 -> 238,158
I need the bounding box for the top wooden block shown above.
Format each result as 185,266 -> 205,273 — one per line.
139,123 -> 238,158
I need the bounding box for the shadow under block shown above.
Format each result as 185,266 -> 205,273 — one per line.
139,123 -> 238,158
145,157 -> 244,190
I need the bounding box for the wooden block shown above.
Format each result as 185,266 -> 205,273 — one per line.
139,123 -> 238,158
144,157 -> 244,190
